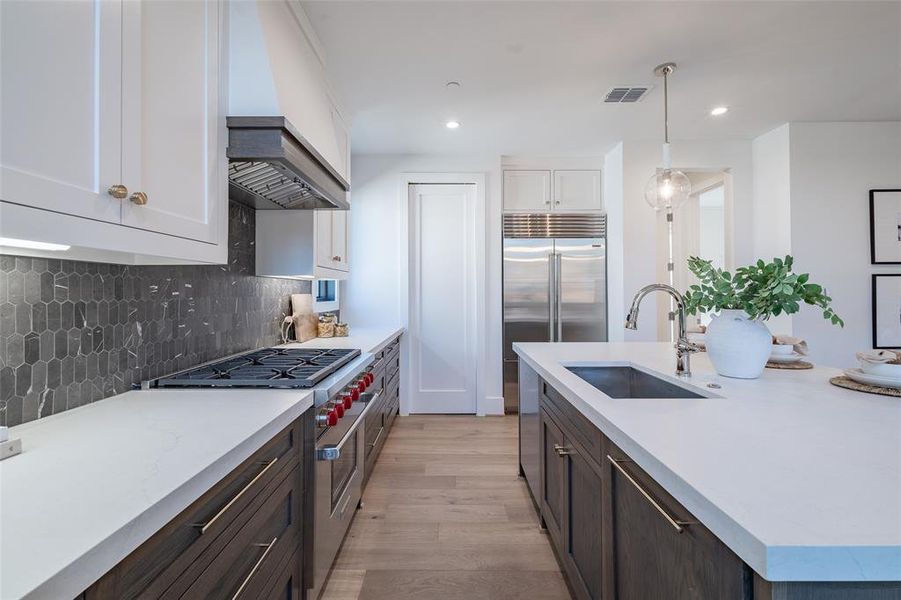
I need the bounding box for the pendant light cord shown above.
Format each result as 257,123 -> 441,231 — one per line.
663,67 -> 670,144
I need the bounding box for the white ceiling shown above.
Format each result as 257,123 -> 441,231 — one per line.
302,1 -> 901,156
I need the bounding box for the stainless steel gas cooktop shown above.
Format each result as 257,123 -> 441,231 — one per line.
148,348 -> 361,389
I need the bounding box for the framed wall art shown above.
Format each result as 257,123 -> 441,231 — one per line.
870,189 -> 901,264
873,274 -> 901,349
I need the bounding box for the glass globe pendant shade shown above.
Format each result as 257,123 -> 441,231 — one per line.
644,168 -> 691,212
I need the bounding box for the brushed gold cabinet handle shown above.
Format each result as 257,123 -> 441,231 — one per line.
107,184 -> 129,199
333,255 -> 342,262
607,455 -> 694,534
194,457 -> 279,534
129,191 -> 148,206
553,443 -> 573,456
231,536 -> 278,600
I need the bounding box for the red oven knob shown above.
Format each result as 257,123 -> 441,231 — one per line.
357,379 -> 367,393
342,394 -> 354,409
350,388 -> 360,401
326,409 -> 338,427
366,373 -> 374,385
334,403 -> 345,418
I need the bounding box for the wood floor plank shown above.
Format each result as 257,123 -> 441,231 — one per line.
319,415 -> 571,600
357,570 -> 570,600
333,541 -> 560,571
320,570 -> 366,600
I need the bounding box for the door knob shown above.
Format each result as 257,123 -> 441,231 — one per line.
107,185 -> 129,199
129,191 -> 149,206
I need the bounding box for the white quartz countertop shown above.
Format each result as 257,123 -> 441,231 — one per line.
281,325 -> 404,355
514,342 -> 901,583
0,388 -> 314,600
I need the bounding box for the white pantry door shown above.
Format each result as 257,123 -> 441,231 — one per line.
408,183 -> 477,414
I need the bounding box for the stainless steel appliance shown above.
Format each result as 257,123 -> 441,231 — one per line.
227,116 -> 350,210
146,345 -> 380,600
503,213 -> 608,412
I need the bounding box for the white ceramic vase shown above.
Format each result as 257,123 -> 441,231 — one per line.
705,309 -> 772,379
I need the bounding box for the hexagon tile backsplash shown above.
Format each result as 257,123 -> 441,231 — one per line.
0,202 -> 310,427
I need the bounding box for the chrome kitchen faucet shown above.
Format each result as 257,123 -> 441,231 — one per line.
625,284 -> 700,377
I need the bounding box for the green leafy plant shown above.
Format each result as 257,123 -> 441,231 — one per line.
683,255 -> 843,326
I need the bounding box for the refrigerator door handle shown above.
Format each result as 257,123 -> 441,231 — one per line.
555,253 -> 563,342
547,252 -> 556,342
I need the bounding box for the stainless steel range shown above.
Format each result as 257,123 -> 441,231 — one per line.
145,345 -> 381,599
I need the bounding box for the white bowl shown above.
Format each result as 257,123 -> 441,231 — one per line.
860,361 -> 901,379
771,344 -> 795,356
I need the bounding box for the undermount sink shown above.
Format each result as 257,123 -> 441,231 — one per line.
566,366 -> 706,399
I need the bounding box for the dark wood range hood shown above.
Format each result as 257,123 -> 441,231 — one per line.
226,116 -> 350,211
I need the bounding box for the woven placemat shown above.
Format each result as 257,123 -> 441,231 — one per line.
766,360 -> 813,370
830,376 -> 901,397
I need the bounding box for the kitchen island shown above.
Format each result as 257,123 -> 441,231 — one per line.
514,342 -> 901,598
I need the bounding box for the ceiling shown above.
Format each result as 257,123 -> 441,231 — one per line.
302,1 -> 901,156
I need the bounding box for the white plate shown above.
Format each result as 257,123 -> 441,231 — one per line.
768,352 -> 804,364
844,368 -> 901,390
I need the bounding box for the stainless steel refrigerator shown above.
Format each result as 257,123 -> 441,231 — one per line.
503,213 -> 607,412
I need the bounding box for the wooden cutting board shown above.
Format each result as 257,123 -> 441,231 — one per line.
291,294 -> 318,342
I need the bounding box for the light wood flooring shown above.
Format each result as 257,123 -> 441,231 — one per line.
320,415 -> 571,600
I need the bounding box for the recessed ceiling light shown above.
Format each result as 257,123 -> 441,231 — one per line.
446,120 -> 461,129
710,106 -> 728,116
446,81 -> 461,89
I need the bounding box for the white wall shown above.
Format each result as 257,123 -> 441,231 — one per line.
604,144 -> 625,342
751,124 -> 793,335
788,122 -> 901,366
343,154 -> 503,413
612,139 -> 754,341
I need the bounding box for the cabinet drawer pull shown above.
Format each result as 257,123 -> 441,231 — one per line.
231,536 -> 278,600
553,444 -> 573,456
107,184 -> 129,199
607,455 -> 692,534
195,457 -> 279,534
332,255 -> 342,262
368,426 -> 384,449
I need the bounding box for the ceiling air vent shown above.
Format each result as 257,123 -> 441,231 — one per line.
604,86 -> 651,103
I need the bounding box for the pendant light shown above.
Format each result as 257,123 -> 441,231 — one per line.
644,63 -> 691,211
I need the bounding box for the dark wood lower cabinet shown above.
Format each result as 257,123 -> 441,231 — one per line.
84,410 -> 313,600
602,443 -> 750,600
536,381 -> 901,600
565,443 -> 604,600
540,408 -> 566,548
541,388 -> 747,600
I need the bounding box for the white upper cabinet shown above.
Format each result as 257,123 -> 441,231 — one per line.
503,169 -> 602,213
255,209 -> 349,280
316,210 -> 350,274
553,170 -> 602,211
0,0 -> 227,264
0,0 -> 122,223
119,0 -> 223,244
503,171 -> 552,211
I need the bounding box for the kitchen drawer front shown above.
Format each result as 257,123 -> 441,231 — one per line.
85,418 -> 303,600
364,396 -> 386,462
170,464 -> 303,600
385,344 -> 400,376
259,546 -> 303,600
541,381 -> 602,467
385,365 -> 400,397
384,395 -> 399,431
603,439 -> 749,600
